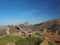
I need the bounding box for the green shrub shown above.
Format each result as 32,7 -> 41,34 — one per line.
0,35 -> 20,44
16,37 -> 43,45
58,31 -> 60,35
48,42 -> 54,45
0,35 -> 43,45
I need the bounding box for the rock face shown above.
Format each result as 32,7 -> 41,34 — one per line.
40,40 -> 49,45
0,26 -> 21,36
0,29 -> 6,36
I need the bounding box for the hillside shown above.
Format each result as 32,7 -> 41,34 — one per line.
0,18 -> 60,45
32,18 -> 60,33
0,18 -> 60,36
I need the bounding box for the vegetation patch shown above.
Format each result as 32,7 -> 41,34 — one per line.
48,42 -> 54,45
0,35 -> 20,44
16,37 -> 43,45
0,35 -> 43,45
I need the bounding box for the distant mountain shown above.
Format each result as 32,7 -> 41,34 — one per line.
32,18 -> 60,32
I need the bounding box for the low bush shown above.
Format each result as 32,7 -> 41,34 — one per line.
16,37 -> 43,45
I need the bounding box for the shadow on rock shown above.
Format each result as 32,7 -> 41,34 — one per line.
35,40 -> 43,45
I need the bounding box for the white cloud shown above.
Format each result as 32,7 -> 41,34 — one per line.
19,10 -> 40,16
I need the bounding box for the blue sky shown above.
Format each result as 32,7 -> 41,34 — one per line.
0,0 -> 60,25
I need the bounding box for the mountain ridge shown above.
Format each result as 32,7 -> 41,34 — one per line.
0,18 -> 60,36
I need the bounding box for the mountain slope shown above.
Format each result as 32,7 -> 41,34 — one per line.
32,18 -> 60,32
